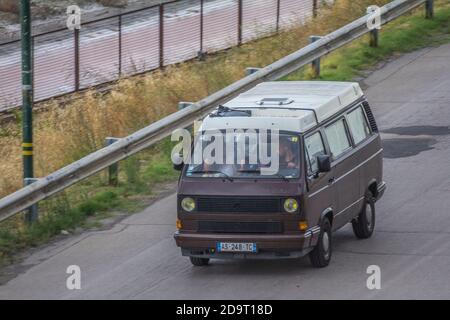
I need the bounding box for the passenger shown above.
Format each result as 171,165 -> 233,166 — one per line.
279,138 -> 298,169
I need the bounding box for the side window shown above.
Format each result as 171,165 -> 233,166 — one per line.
324,119 -> 351,159
347,106 -> 371,144
305,132 -> 326,174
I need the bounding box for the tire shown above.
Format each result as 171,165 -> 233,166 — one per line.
309,218 -> 332,268
352,198 -> 375,239
189,257 -> 210,266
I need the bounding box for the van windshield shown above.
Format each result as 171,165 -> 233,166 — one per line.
185,131 -> 301,179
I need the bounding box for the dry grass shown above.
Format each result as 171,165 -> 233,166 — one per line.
0,0 -> 391,198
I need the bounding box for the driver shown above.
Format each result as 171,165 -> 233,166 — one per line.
279,138 -> 298,169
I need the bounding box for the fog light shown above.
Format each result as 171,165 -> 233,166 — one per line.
176,219 -> 182,229
181,197 -> 196,212
298,221 -> 308,231
283,198 -> 298,213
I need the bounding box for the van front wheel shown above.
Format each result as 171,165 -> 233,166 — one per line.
309,218 -> 332,268
189,257 -> 210,266
352,198 -> 375,239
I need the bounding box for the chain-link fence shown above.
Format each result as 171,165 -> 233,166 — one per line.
0,0 -> 320,111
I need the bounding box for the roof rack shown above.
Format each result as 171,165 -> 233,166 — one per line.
256,98 -> 294,105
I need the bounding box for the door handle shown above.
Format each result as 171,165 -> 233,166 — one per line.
328,177 -> 336,184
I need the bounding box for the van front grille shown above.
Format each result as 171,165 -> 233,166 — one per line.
196,197 -> 281,213
198,221 -> 283,234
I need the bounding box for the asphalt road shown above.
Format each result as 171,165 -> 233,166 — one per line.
1,43 -> 450,300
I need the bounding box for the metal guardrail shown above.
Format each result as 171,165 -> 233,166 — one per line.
0,0 -> 428,221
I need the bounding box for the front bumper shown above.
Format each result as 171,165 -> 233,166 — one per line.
174,226 -> 320,260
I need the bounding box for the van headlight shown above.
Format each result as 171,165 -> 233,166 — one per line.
283,198 -> 299,213
181,197 -> 196,212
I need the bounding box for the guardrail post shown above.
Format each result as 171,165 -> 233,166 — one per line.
367,6 -> 379,48
178,102 -> 194,110
245,67 -> 261,76
309,36 -> 322,78
179,103 -> 196,133
24,178 -> 39,223
425,0 -> 434,19
105,137 -> 120,186
369,28 -> 379,48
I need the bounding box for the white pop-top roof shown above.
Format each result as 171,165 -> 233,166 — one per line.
200,81 -> 364,133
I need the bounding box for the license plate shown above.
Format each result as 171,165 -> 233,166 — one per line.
217,242 -> 257,253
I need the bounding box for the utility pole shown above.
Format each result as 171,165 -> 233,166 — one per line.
20,0 -> 36,222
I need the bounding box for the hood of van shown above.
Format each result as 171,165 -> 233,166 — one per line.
178,178 -> 302,197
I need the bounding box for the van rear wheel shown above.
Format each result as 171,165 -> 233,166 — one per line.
352,198 -> 375,239
309,218 -> 332,268
189,257 -> 210,266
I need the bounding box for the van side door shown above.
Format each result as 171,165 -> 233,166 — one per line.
303,130 -> 337,228
323,117 -> 360,229
345,103 -> 378,203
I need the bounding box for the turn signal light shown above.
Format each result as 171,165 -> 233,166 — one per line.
176,219 -> 183,230
298,221 -> 308,231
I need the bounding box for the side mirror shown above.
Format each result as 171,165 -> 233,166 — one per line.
317,154 -> 331,173
173,163 -> 184,171
172,152 -> 184,171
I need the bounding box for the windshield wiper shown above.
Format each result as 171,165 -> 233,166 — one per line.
190,170 -> 233,182
272,173 -> 291,182
238,169 -> 262,173
210,105 -> 251,117
238,169 -> 291,182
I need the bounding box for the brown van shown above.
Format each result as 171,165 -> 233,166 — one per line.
173,81 -> 386,268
